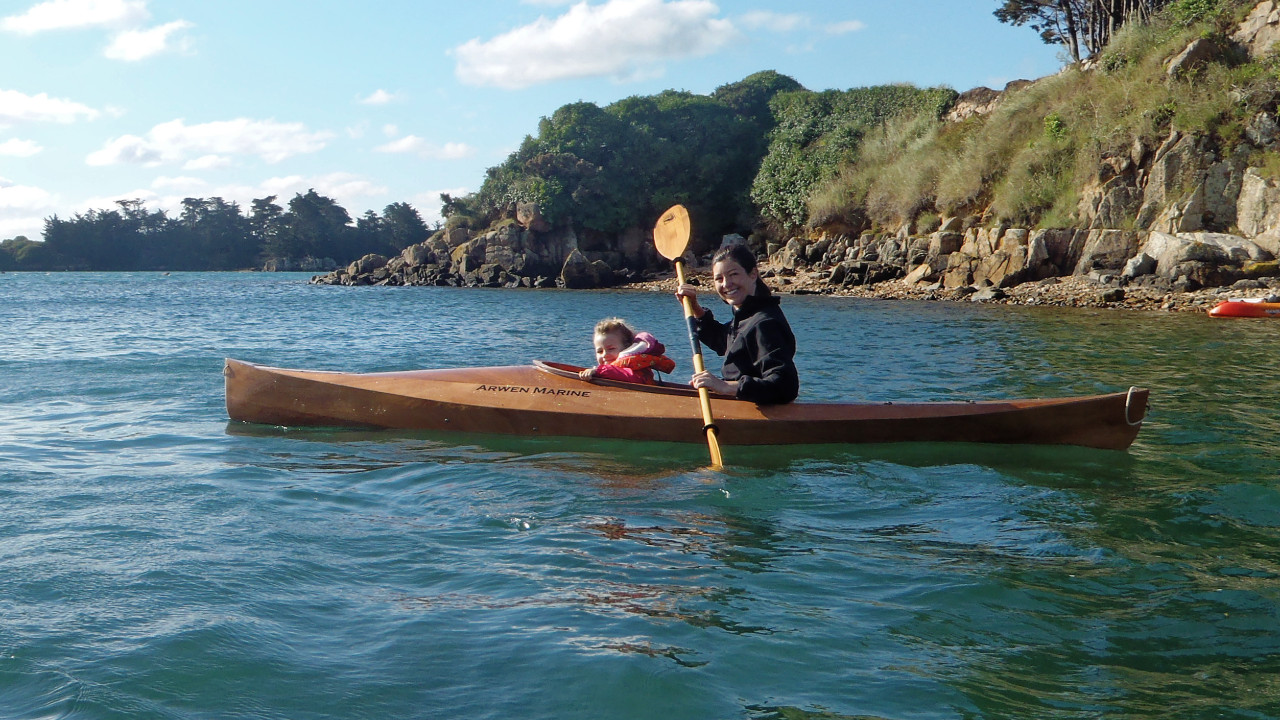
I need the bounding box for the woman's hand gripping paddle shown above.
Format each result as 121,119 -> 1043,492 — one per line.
654,204 -> 723,468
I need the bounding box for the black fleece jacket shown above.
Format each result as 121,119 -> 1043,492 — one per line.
694,287 -> 799,404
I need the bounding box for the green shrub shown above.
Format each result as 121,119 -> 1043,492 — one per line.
751,84 -> 957,230
1169,0 -> 1221,26
1044,112 -> 1067,140
915,211 -> 941,234
1253,150 -> 1280,180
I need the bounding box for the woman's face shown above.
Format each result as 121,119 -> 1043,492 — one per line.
712,258 -> 758,309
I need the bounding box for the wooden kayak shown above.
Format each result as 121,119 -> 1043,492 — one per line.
1208,299 -> 1280,318
224,358 -> 1148,450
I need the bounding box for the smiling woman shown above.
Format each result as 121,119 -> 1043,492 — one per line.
674,243 -> 799,405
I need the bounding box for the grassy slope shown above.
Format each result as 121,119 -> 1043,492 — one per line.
807,1 -> 1274,235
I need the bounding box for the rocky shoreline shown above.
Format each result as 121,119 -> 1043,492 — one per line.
626,262 -> 1280,314
311,218 -> 1280,316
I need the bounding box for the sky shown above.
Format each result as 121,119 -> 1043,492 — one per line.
0,0 -> 1066,243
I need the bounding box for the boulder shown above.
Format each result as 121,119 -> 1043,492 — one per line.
1122,252 -> 1158,279
1138,231 -> 1272,278
347,253 -> 387,276
444,226 -> 470,248
927,231 -> 963,258
973,247 -> 1028,288
1073,230 -> 1142,274
1024,231 -> 1055,279
1231,1 -> 1280,60
777,238 -> 808,270
560,249 -> 616,289
516,202 -> 552,232
401,242 -> 434,268
1078,174 -> 1143,229
970,286 -> 1006,302
945,86 -> 1002,122
1135,130 -> 1207,231
1236,168 -> 1280,254
1247,112 -> 1280,149
450,239 -> 486,275
938,216 -> 964,234
903,262 -> 936,285
1166,37 -> 1219,77
942,252 -> 978,289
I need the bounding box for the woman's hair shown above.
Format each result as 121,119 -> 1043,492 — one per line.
594,317 -> 635,345
711,243 -> 758,274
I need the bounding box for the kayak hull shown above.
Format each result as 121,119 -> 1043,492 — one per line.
1208,300 -> 1280,318
224,359 -> 1148,450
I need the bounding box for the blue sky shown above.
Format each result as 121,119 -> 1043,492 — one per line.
0,0 -> 1065,243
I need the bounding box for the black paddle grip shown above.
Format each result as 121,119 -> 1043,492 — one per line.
685,315 -> 701,357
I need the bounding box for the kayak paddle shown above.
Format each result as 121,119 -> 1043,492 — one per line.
654,204 -> 723,468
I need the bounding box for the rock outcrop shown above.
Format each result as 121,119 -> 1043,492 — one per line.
1232,0 -> 1280,58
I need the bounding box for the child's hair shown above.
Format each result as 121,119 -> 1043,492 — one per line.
594,317 -> 635,345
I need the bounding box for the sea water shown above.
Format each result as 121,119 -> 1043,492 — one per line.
0,272 -> 1277,719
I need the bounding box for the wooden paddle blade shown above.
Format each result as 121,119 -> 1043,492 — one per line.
653,204 -> 691,261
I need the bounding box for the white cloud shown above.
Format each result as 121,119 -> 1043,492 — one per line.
151,175 -> 207,192
375,135 -> 474,160
738,12 -> 864,37
183,154 -> 231,170
104,19 -> 192,61
358,89 -> 398,105
308,172 -> 388,200
0,138 -> 43,156
86,118 -> 335,167
0,215 -> 46,239
739,11 -> 806,32
2,0 -> 148,34
0,178 -> 54,209
413,186 -> 470,225
825,20 -> 865,35
454,0 -> 738,89
0,89 -> 100,124
375,136 -> 423,154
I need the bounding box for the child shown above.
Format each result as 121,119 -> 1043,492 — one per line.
578,317 -> 675,386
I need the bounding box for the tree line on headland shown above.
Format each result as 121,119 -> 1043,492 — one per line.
0,191 -> 431,272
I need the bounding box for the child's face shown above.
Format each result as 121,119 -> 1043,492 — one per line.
593,330 -> 626,364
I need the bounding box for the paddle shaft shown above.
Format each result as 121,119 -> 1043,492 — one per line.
675,260 -> 723,467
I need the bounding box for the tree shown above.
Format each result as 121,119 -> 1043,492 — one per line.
280,189 -> 356,262
380,202 -> 429,252
250,196 -> 286,262
178,196 -> 254,269
994,0 -> 1171,63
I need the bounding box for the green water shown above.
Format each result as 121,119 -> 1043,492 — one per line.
0,272 -> 1276,719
